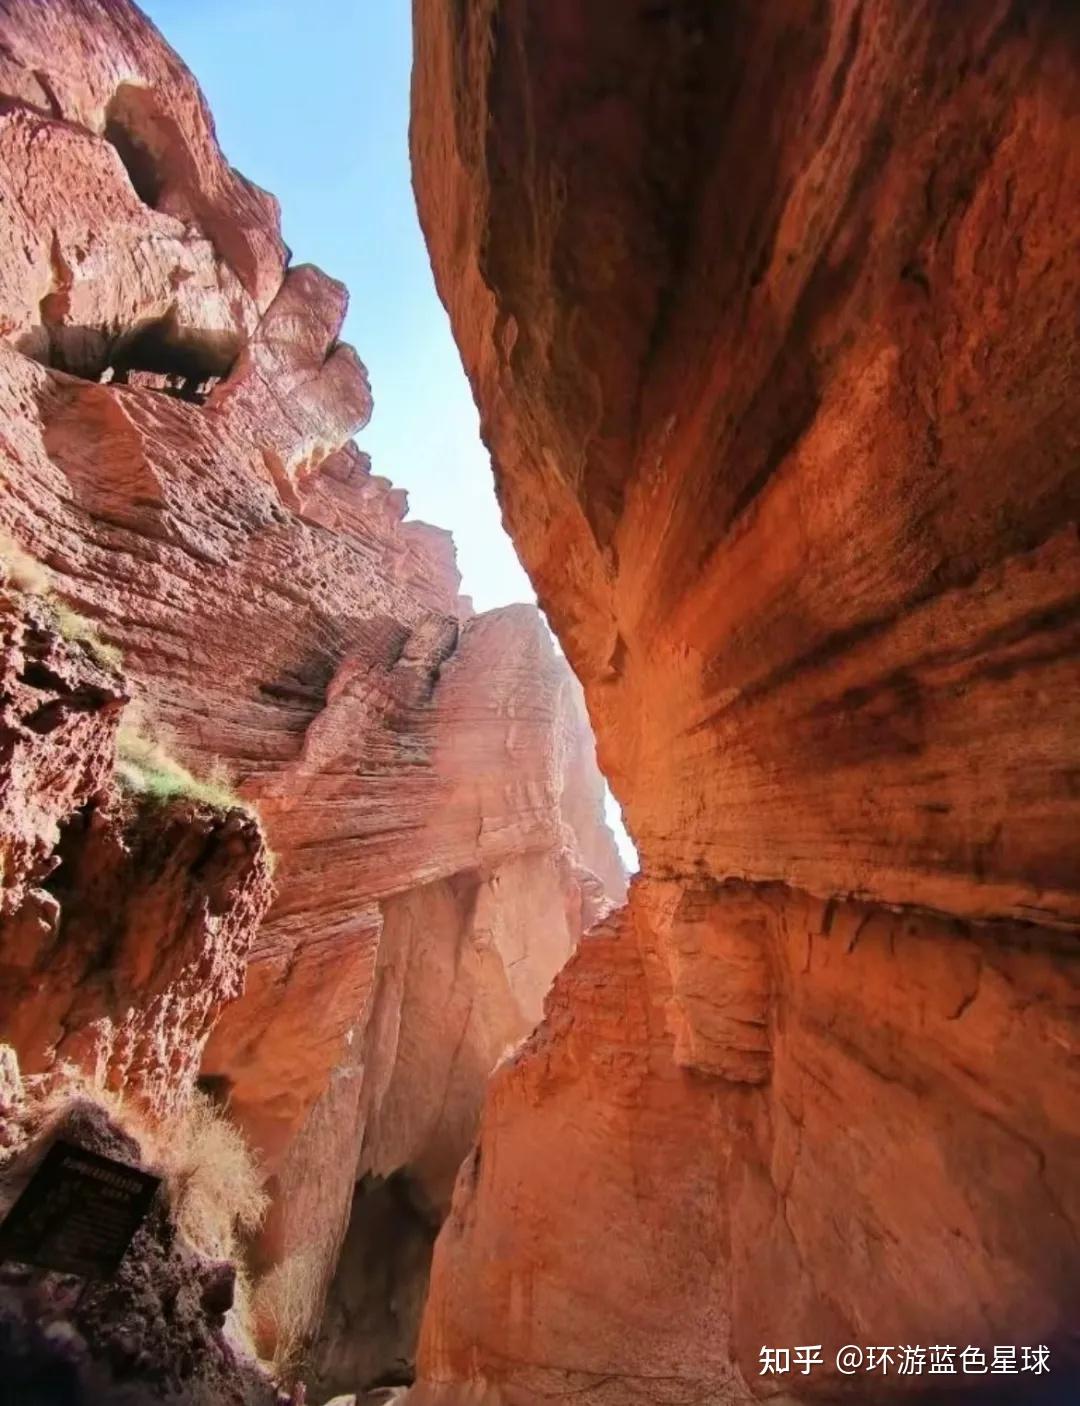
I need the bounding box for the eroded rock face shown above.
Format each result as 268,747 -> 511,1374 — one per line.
212,606 -> 623,1369
0,588 -> 126,918
411,0 -> 1080,1400
0,0 -> 624,1385
414,884 -> 1080,1405
3,785 -> 273,1121
0,587 -> 274,1121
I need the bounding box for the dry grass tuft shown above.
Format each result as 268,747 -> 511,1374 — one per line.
8,1062 -> 141,1151
3,1066 -> 268,1350
158,1092 -> 268,1262
154,1091 -> 268,1353
252,1248 -> 323,1383
116,719 -> 247,811
49,600 -> 124,669
114,695 -> 251,814
0,534 -> 51,596
7,1071 -> 266,1251
0,533 -> 123,668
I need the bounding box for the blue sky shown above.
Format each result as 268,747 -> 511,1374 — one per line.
141,1 -> 636,870
143,0 -> 531,611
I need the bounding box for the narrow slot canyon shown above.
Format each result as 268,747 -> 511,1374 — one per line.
306,1172 -> 438,1400
0,2 -> 1077,1406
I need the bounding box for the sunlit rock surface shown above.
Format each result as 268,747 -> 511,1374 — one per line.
0,0 -> 624,1388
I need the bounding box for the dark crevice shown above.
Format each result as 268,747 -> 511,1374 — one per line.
103,313 -> 229,403
103,85 -> 167,210
304,1171 -> 437,1401
104,116 -> 164,207
195,1072 -> 234,1108
22,697 -> 96,735
18,660 -> 68,693
28,310 -> 232,403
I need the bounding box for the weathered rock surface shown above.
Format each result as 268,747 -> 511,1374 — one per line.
411,0 -> 1080,1401
218,605 -> 624,1381
0,0 -> 624,1389
0,0 -> 285,366
0,586 -> 274,1121
0,585 -> 125,920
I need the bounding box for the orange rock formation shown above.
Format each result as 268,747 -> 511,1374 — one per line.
410,0 -> 1080,1401
0,0 -> 623,1386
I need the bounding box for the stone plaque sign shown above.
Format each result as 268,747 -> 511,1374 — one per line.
0,1138 -> 160,1279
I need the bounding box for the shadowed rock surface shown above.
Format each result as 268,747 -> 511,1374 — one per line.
410,0 -> 1080,1401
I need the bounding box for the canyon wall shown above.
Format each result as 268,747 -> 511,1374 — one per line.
410,0 -> 1080,1402
0,0 -> 623,1392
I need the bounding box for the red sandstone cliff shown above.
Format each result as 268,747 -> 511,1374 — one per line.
410,1 -> 1080,1402
0,0 -> 624,1393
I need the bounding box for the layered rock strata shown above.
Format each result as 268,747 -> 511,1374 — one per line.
0,0 -> 624,1387
410,0 -> 1080,1401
